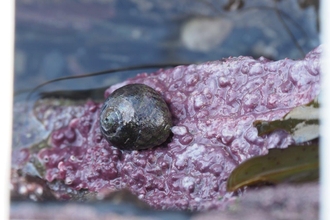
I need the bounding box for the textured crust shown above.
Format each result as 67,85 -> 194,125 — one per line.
15,46 -> 321,211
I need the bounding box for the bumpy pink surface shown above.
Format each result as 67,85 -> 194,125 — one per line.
38,46 -> 321,211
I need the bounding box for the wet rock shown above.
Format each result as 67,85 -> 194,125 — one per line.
12,46 -> 321,211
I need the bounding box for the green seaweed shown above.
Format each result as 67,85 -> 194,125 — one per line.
254,99 -> 319,143
29,137 -> 51,154
227,144 -> 319,191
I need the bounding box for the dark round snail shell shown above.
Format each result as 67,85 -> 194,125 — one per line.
100,83 -> 173,150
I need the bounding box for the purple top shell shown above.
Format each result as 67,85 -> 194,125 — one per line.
35,46 -> 321,211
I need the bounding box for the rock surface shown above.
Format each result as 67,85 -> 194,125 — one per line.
10,182 -> 318,220
12,46 -> 321,211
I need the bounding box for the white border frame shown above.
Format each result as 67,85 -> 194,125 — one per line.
0,0 -> 14,219
320,1 -> 330,219
1,1 -> 329,219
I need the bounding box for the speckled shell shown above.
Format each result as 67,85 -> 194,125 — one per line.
100,83 -> 173,150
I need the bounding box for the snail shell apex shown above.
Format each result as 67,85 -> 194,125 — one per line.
100,83 -> 173,150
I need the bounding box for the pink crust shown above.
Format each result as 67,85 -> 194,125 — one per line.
38,46 -> 321,211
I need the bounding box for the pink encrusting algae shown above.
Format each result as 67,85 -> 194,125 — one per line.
32,46 -> 321,211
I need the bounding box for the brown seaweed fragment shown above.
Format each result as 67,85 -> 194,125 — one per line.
227,144 -> 319,192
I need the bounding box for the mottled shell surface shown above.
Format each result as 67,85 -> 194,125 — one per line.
100,84 -> 173,150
